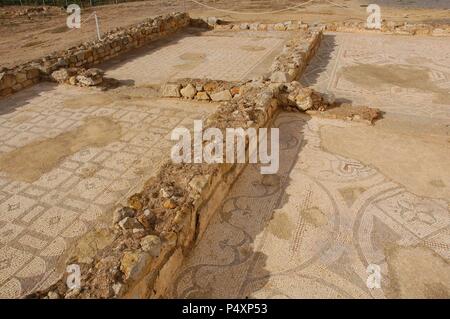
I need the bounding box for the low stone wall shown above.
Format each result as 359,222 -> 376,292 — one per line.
0,12 -> 190,98
29,29 -> 323,300
161,78 -> 243,101
269,28 -> 322,83
214,20 -> 310,32
326,20 -> 450,36
160,28 -> 323,99
202,17 -> 450,37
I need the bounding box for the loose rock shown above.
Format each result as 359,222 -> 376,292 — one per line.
195,91 -> 210,100
180,83 -> 197,99
120,251 -> 151,281
210,89 -> 232,101
163,199 -> 177,209
118,217 -> 143,230
140,235 -> 162,256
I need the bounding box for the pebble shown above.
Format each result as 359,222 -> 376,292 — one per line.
47,291 -> 60,299
163,199 -> 177,209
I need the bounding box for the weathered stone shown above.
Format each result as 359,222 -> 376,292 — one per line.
120,251 -> 151,281
172,210 -> 188,233
180,83 -> 197,99
210,90 -> 232,102
203,81 -> 218,93
322,92 -> 336,105
118,217 -> 143,230
0,72 -> 16,90
206,16 -> 219,25
274,23 -> 287,31
249,23 -> 260,31
128,194 -> 143,211
432,28 -> 446,36
239,23 -> 249,30
113,207 -> 135,224
68,76 -> 77,85
288,87 -> 314,111
163,199 -> 177,209
230,86 -> 241,96
287,22 -> 301,31
137,209 -> 155,229
16,72 -> 27,83
257,24 -> 268,31
47,291 -> 59,299
294,90 -> 314,111
74,50 -> 85,61
140,235 -> 162,256
161,83 -> 181,97
64,288 -> 80,299
112,283 -> 123,296
27,69 -> 39,80
84,68 -> 104,77
160,188 -> 173,198
76,74 -> 102,86
189,175 -> 210,194
195,91 -> 210,100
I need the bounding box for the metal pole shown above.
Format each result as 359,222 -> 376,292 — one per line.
94,12 -> 102,41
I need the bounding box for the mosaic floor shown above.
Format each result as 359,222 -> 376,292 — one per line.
104,30 -> 289,85
172,33 -> 450,299
172,113 -> 450,299
0,83 -> 217,298
301,32 -> 450,121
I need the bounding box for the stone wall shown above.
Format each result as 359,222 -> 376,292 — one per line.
29,28 -> 323,300
160,28 -> 323,99
161,78 -> 243,101
204,18 -> 450,37
0,12 -> 190,98
325,20 -> 450,36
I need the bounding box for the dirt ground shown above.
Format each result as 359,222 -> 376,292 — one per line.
1,0 -> 450,68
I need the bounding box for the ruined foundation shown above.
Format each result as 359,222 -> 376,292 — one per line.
0,9 -> 448,299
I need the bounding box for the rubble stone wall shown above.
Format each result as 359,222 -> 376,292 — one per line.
0,12 -> 190,98
207,18 -> 450,37
325,21 -> 450,36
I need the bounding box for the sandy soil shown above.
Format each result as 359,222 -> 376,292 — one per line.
1,0 -> 449,68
